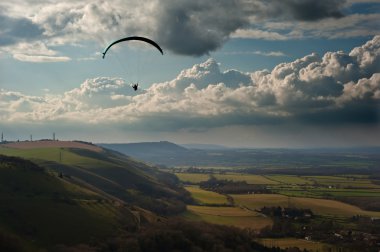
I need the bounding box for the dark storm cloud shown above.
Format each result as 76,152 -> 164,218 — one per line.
274,0 -> 346,21
244,0 -> 346,21
0,13 -> 44,46
152,0 -> 347,56
154,0 -> 249,56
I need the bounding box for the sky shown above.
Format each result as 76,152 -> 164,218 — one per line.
0,0 -> 379,148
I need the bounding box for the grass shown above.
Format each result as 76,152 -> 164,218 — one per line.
0,147 -> 112,168
232,194 -> 380,217
0,160 -> 136,248
184,205 -> 272,230
185,186 -> 229,205
257,238 -> 335,251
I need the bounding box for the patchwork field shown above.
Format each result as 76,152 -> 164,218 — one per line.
232,194 -> 380,217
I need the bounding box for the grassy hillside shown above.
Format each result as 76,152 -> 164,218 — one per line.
0,152 -> 270,252
0,155 -> 138,250
0,141 -> 191,215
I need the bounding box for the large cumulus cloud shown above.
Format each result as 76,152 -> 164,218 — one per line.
2,0 -> 376,58
1,36 -> 379,130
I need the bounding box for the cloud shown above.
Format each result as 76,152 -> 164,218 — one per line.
272,0 -> 346,21
3,41 -> 72,62
0,12 -> 44,46
1,36 -> 379,131
221,50 -> 286,57
13,54 -> 71,62
1,0 -> 367,56
153,0 -> 248,56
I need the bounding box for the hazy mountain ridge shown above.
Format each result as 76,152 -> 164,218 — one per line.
100,141 -> 380,173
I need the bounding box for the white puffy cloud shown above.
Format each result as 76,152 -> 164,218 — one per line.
1,36 -> 379,129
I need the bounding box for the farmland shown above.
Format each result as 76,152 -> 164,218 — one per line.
184,186 -> 229,205
232,194 -> 380,217
185,205 -> 272,231
176,166 -> 380,251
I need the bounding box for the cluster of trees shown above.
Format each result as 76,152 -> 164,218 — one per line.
97,218 -> 284,252
259,207 -> 313,220
200,176 -> 270,194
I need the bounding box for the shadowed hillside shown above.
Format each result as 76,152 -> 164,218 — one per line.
0,154 -> 139,250
0,141 -> 192,215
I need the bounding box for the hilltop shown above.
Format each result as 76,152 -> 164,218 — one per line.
1,140 -> 102,152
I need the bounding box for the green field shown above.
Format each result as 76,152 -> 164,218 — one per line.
185,205 -> 272,230
232,194 -> 380,217
185,186 -> 229,205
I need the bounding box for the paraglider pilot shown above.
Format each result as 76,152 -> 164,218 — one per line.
132,83 -> 138,91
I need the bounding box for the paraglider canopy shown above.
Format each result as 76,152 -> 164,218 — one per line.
102,36 -> 163,59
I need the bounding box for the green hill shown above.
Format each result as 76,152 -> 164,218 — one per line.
0,155 -> 139,250
0,141 -> 191,215
0,142 -> 272,252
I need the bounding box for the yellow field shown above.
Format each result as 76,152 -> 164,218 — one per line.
185,205 -> 272,230
232,194 -> 380,217
214,174 -> 278,185
185,186 -> 228,205
257,238 -> 335,251
175,173 -> 210,183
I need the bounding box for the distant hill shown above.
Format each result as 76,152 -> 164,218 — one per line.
181,143 -> 230,150
99,141 -> 192,166
99,141 -> 380,171
100,141 -> 189,154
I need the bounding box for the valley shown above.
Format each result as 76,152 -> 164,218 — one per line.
1,140 -> 380,251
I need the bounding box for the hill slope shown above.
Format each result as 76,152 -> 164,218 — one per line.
0,141 -> 191,215
0,154 -> 138,250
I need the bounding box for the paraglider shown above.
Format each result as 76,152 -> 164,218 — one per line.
102,36 -> 163,59
102,36 -> 163,91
